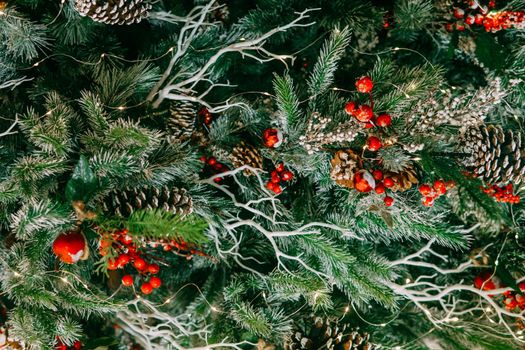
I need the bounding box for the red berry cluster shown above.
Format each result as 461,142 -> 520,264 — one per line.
99,229 -> 163,295
56,338 -> 82,350
418,180 -> 455,207
266,163 -> 293,194
474,272 -> 525,311
198,107 -> 214,126
354,169 -> 395,207
448,1 -> 525,32
200,155 -> 229,182
263,128 -> 283,148
482,183 -> 521,204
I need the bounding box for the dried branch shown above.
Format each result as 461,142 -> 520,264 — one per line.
148,2 -> 317,111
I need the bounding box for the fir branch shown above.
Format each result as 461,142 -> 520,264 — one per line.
307,27 -> 351,98
273,73 -> 301,131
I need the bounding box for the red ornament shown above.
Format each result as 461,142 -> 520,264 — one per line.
263,128 -> 283,148
345,101 -> 357,115
148,264 -> 160,275
149,276 -> 162,289
122,275 -> 134,287
372,169 -> 383,181
354,105 -> 374,123
281,170 -> 294,182
384,196 -> 394,207
133,258 -> 147,271
141,282 -> 153,295
355,76 -> 374,93
383,177 -> 394,188
375,114 -> 392,127
367,136 -> 382,152
52,231 -> 88,264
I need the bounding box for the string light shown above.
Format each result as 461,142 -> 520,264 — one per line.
405,278 -> 411,284
210,306 -> 219,312
344,305 -> 350,313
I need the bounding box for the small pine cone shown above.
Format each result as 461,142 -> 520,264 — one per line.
384,166 -> 418,192
230,141 -> 263,175
460,124 -> 525,185
75,0 -> 151,25
284,317 -> 378,350
330,150 -> 361,188
102,186 -> 193,217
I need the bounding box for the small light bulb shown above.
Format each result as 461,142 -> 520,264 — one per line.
344,306 -> 350,313
405,278 -> 411,284
117,106 -> 125,111
211,306 -> 218,312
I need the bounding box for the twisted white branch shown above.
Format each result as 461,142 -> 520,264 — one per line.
148,2 -> 317,110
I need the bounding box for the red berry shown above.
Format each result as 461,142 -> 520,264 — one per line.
273,184 -> 283,195
120,234 -> 133,245
418,184 -> 432,196
133,257 -> 147,271
281,170 -> 293,181
454,8 -> 465,19
445,23 -> 454,32
372,169 -> 383,181
57,344 -> 67,350
121,274 -> 134,287
148,264 -> 160,275
355,76 -> 374,93
516,294 -> 525,306
456,22 -> 466,31
375,114 -> 392,127
383,177 -> 394,188
364,122 -> 374,129
422,197 -> 434,207
207,157 -> 217,166
475,14 -> 484,25
433,180 -> 447,194
271,170 -> 281,183
74,341 -> 82,350
149,276 -> 162,289
52,231 -> 87,264
375,183 -> 385,194
345,101 -> 357,115
200,155 -> 207,162
275,163 -> 285,172
117,254 -> 130,267
384,196 -> 394,207
505,297 -> 518,310
354,105 -> 374,123
141,282 -> 153,295
367,136 -> 382,152
518,282 -> 525,292
266,181 -> 277,192
465,15 -> 475,25
107,259 -> 119,270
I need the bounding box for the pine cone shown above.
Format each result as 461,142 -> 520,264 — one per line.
102,186 -> 193,217
284,317 -> 378,350
166,101 -> 198,142
460,124 -> 525,185
230,141 -> 263,175
75,0 -> 151,25
330,150 -> 361,188
384,166 -> 418,192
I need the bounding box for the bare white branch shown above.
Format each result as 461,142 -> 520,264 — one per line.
148,2 -> 317,111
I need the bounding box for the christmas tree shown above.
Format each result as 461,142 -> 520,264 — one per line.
2,0 -> 525,349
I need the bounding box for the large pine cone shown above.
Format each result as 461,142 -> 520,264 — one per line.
460,124 -> 525,185
102,186 -> 193,217
74,0 -> 151,25
284,317 -> 378,350
166,101 -> 198,142
330,150 -> 360,188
